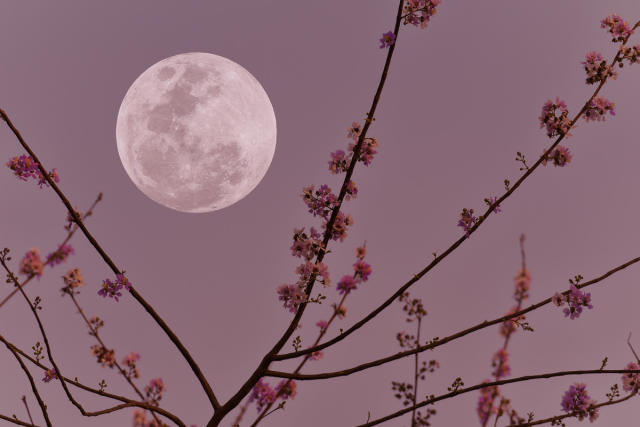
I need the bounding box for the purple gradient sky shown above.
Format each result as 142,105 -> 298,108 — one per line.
1,1 -> 640,426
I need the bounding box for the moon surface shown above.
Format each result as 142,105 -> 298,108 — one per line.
116,52 -> 276,213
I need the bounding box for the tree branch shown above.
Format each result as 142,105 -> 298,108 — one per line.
0,108 -> 220,411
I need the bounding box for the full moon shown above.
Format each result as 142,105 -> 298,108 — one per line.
116,52 -> 276,213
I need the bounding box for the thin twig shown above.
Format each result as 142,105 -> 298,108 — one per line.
1,337 -> 52,426
21,396 -> 34,425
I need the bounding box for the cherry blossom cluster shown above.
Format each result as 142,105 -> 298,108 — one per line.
619,44 -> 640,65
300,184 -> 355,241
46,243 -> 74,266
541,145 -> 572,168
90,344 -> 116,368
499,306 -> 526,337
336,242 -> 371,296
19,248 -> 44,278
491,348 -> 510,379
132,410 -> 161,427
601,14 -> 634,43
478,254 -> 532,425
457,208 -> 477,237
296,260 -> 330,288
249,378 -> 298,413
97,273 -> 132,302
552,285 -> 593,320
402,0 -> 442,29
276,284 -> 307,313
278,231 -> 332,313
621,362 -> 640,392
348,136 -> 379,167
329,122 -> 379,171
290,227 -> 325,261
5,154 -> 60,188
477,382 -> 498,424
62,268 -> 84,289
122,352 -> 141,379
302,184 -> 337,219
324,211 -> 354,243
484,196 -> 502,214
560,382 -> 599,422
582,51 -> 617,84
42,368 -> 57,383
145,378 -> 165,406
583,96 -> 616,122
539,98 -> 571,139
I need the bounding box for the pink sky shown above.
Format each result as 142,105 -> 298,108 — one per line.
1,1 -> 640,426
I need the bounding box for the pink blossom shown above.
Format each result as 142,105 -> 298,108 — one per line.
296,261 -> 330,287
290,227 -> 325,261
583,96 -> 615,122
539,98 -> 571,138
353,260 -> 372,283
249,379 -> 276,412
145,378 -> 165,405
323,211 -> 354,242
46,244 -> 74,266
62,268 -> 85,289
477,382 -> 499,424
5,155 -> 60,188
457,208 -> 476,237
337,275 -> 357,295
42,368 -> 57,383
122,352 -> 141,379
349,137 -> 379,166
345,180 -> 358,201
316,320 -> 328,331
347,122 -> 362,141
98,274 -> 132,302
621,362 -> 640,392
402,0 -> 442,29
542,145 -> 572,167
91,344 -> 116,368
379,31 -> 396,49
491,348 -> 511,379
619,45 -> 640,65
561,285 -> 593,320
499,306 -> 525,337
328,149 -> 349,174
302,184 -> 338,219
560,383 -> 598,422
601,14 -> 634,42
19,248 -> 44,278
308,350 -> 324,361
355,242 -> 367,260
275,380 -> 297,400
582,51 -> 617,84
277,284 -> 307,313
513,268 -> 531,300
552,292 -> 566,307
